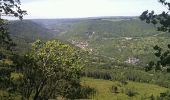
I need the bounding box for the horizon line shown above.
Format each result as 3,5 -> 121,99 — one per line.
22,15 -> 139,20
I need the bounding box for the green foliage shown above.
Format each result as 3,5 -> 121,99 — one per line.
146,45 -> 170,72
140,0 -> 170,72
140,0 -> 170,32
82,67 -> 170,88
0,0 -> 26,20
0,19 -> 12,48
0,0 -> 26,55
0,1 -> 26,98
6,18 -> 170,67
157,91 -> 170,100
125,88 -> 138,97
8,20 -> 54,52
55,18 -> 170,66
150,94 -> 156,100
18,40 -> 83,99
57,19 -> 159,39
81,70 -> 111,80
0,19 -> 14,60
74,86 -> 96,99
9,20 -> 54,41
111,85 -> 119,93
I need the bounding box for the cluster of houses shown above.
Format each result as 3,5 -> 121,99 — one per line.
71,40 -> 93,52
125,57 -> 140,64
71,40 -> 88,49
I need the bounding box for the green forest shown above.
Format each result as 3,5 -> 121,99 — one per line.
1,0 -> 170,100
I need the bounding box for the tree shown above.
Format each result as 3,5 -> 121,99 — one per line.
0,0 -> 27,61
19,40 -> 83,99
0,0 -> 27,19
140,0 -> 170,71
140,0 -> 170,32
0,0 -> 26,98
0,0 -> 26,60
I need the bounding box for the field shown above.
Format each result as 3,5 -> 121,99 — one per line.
81,77 -> 169,100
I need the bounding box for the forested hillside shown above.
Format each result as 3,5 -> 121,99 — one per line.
1,0 -> 170,99
57,19 -> 160,39
41,18 -> 169,66
9,18 -> 170,65
1,17 -> 170,99
8,20 -> 54,52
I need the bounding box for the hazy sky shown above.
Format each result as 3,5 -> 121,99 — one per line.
20,0 -> 168,19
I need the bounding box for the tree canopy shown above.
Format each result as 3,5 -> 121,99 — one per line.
0,0 -> 26,60
19,40 -> 84,99
0,0 -> 27,19
140,0 -> 170,32
140,0 -> 170,71
0,0 -> 27,99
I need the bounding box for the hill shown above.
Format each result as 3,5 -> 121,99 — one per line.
56,18 -> 161,39
8,18 -> 170,65
49,18 -> 170,66
1,17 -> 170,100
8,20 -> 55,52
9,20 -> 54,41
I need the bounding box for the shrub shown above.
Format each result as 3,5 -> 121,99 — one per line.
111,85 -> 119,93
120,79 -> 128,85
78,86 -> 96,99
150,94 -> 155,100
157,91 -> 170,100
125,88 -> 138,97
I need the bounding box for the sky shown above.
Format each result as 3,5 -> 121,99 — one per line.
19,0 -> 168,19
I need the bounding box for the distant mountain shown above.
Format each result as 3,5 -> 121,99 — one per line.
31,19 -> 84,27
48,18 -> 169,66
57,19 -> 161,40
31,19 -> 85,36
31,16 -> 138,36
8,20 -> 55,52
9,20 -> 54,41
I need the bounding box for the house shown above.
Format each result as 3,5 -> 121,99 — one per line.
125,57 -> 140,64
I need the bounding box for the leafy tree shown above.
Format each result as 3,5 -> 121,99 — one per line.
140,0 -> 170,32
0,0 -> 27,19
0,0 -> 26,60
0,19 -> 14,60
0,0 -> 26,98
140,0 -> 170,71
19,40 -> 83,99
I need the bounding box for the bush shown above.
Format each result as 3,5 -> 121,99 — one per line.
78,86 -> 96,99
150,94 -> 155,100
120,79 -> 128,85
111,85 -> 119,93
157,91 -> 170,100
125,88 -> 138,97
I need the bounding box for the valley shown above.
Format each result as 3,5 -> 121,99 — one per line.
1,0 -> 170,99
29,17 -> 170,66
1,16 -> 170,99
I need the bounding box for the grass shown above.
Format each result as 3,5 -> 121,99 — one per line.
81,77 -> 169,100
